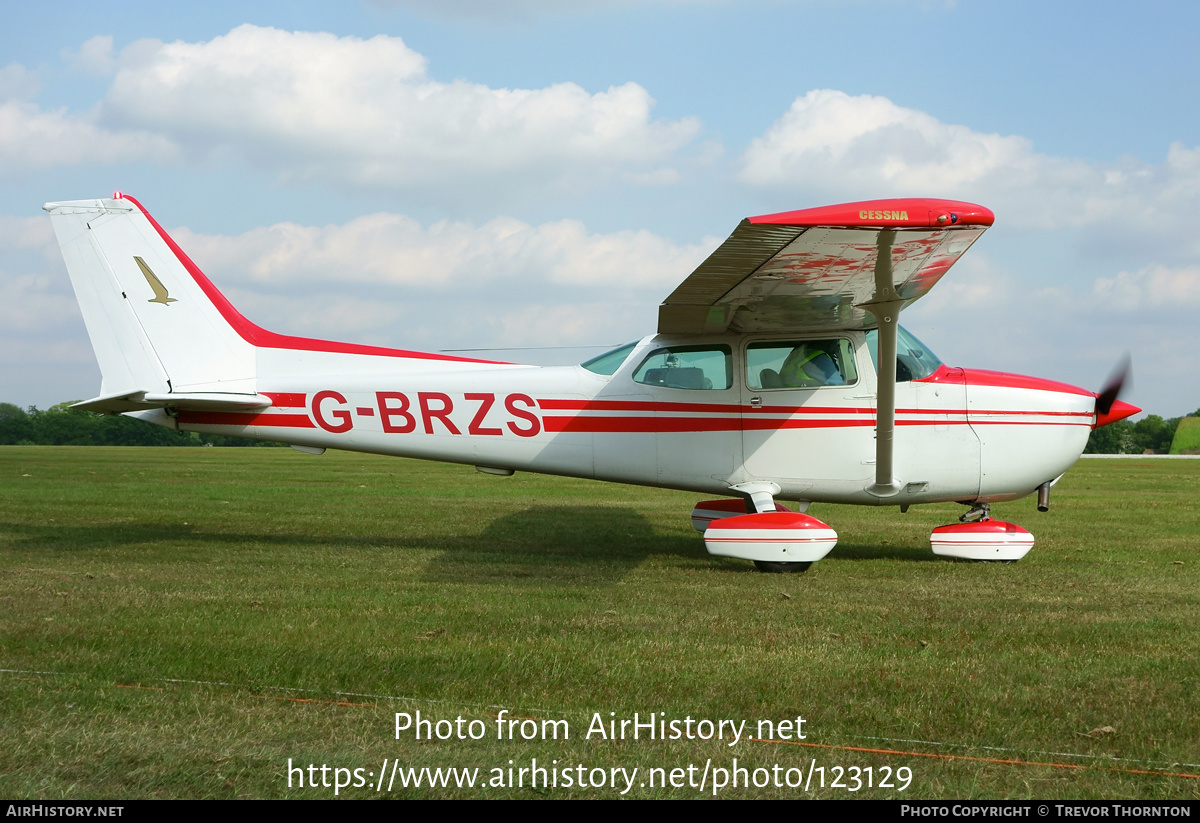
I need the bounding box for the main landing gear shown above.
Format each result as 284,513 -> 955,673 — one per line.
693,496 -> 1036,571
690,496 -> 837,573
929,502 -> 1034,562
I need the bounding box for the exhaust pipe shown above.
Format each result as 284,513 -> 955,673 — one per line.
1036,481 -> 1051,512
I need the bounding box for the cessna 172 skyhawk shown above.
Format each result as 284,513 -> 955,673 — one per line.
44,194 -> 1137,572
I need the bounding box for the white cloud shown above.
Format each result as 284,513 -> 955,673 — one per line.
621,167 -> 681,186
1091,265 -> 1200,311
62,35 -> 117,76
0,63 -> 40,101
0,216 -> 53,250
101,25 -> 699,195
738,89 -> 1200,234
3,207 -> 700,403
905,251 -> 1015,316
0,271 -> 82,333
741,90 -> 1036,191
736,93 -> 1200,415
169,212 -> 715,348
0,99 -> 177,174
0,217 -> 82,330
173,213 -> 713,291
0,216 -> 99,407
375,0 -> 628,21
0,50 -> 176,176
373,0 -> 713,23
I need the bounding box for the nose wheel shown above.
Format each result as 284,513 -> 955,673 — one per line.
753,560 -> 813,574
931,503 -> 1033,561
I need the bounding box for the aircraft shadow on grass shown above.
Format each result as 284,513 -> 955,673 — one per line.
2,507 -> 686,586
419,505 -> 695,585
4,506 -> 941,586
418,506 -> 945,582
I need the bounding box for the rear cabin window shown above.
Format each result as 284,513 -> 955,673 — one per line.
632,345 -> 732,391
746,339 -> 858,389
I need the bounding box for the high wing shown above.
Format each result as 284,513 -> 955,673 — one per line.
658,198 -> 994,335
660,198 -> 996,500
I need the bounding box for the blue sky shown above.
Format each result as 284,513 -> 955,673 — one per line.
3,1 -> 1198,417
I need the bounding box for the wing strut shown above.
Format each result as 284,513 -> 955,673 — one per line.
862,230 -> 903,498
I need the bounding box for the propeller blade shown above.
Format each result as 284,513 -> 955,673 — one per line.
1095,355 -> 1130,416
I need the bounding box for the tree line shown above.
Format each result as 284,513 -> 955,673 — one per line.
1084,411 -> 1198,455
1,400 -> 1195,453
0,402 -> 282,447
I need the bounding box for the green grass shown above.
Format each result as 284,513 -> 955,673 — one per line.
1170,417 -> 1200,455
1,447 -> 1198,799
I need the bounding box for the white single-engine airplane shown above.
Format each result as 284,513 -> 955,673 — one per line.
45,194 -> 1138,572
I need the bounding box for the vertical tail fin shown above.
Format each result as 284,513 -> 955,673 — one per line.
45,195 -> 256,399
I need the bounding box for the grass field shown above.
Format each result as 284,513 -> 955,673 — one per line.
1,446 -> 1197,799
1171,417 -> 1200,455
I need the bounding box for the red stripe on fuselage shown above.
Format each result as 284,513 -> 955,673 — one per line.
958,420 -> 1092,427
547,417 -> 891,434
537,398 -> 875,416
706,537 -> 833,544
934,368 -> 1094,398
179,393 -> 1092,436
176,411 -> 316,428
543,416 -> 743,433
545,414 -> 1091,434
262,392 -> 307,408
537,398 -> 736,413
916,410 -> 1099,422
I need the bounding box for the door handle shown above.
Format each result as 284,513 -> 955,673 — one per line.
749,396 -> 762,408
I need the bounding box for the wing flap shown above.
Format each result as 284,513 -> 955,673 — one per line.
660,199 -> 994,335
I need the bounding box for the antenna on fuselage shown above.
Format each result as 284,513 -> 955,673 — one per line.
438,345 -> 622,353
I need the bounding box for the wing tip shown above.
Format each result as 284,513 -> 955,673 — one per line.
748,198 -> 994,229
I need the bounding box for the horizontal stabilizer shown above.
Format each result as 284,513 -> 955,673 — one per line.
73,390 -> 273,415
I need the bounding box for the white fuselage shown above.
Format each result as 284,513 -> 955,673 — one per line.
156,331 -> 1095,508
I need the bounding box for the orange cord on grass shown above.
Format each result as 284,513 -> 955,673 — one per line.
749,737 -> 1200,781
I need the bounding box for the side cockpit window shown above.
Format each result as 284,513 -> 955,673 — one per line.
633,345 -> 732,390
864,326 -> 942,382
746,339 -> 858,389
581,341 -> 638,376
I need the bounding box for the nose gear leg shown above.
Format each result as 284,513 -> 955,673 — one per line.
959,502 -> 991,523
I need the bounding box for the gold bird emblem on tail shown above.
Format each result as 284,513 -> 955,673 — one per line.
135,256 -> 176,305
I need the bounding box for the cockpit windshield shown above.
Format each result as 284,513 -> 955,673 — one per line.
864,326 -> 943,381
581,341 -> 638,375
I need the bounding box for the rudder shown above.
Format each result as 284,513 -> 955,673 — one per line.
45,194 -> 256,399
